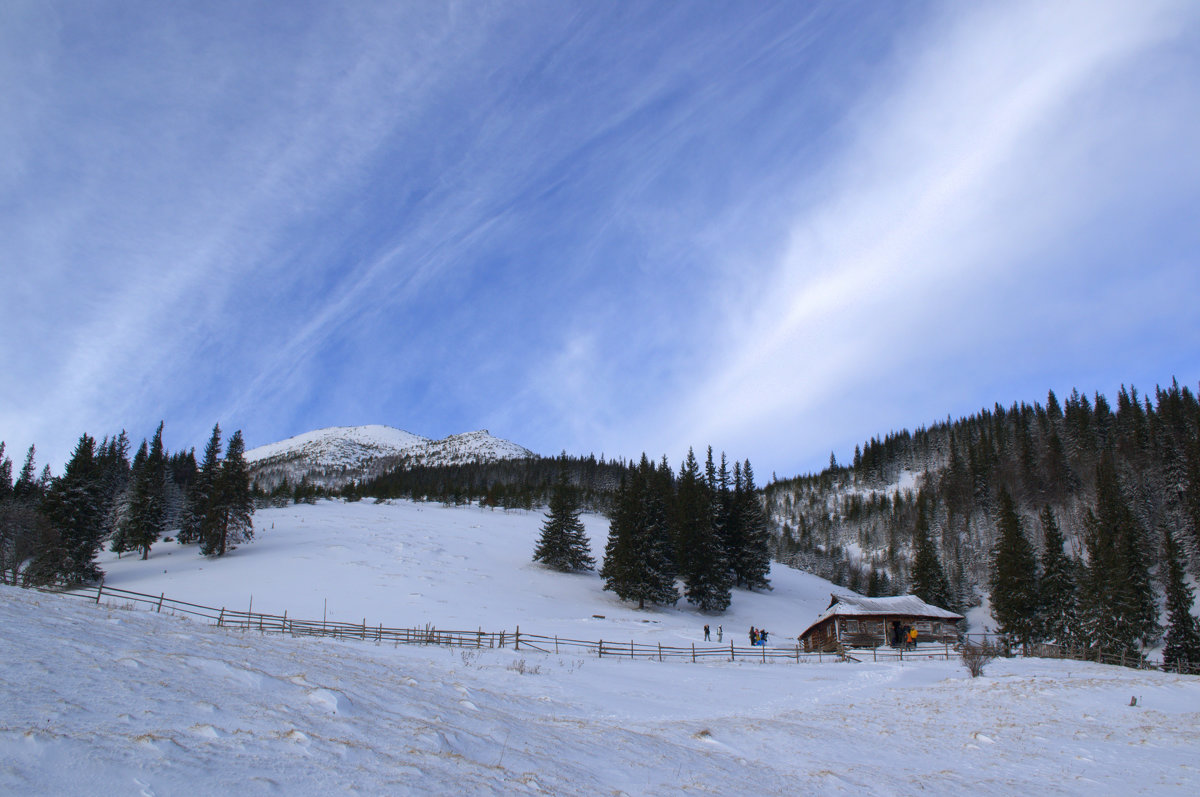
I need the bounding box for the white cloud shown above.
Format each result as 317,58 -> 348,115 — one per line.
665,0 -> 1200,473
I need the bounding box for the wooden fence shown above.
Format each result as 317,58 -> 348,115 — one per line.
44,582 -> 845,665
38,582 -> 1197,674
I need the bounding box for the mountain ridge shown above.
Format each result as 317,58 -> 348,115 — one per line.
246,425 -> 535,492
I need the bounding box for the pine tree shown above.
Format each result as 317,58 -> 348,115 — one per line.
200,430 -> 254,557
712,452 -> 736,576
29,434 -> 106,585
181,425 -> 220,545
124,423 -> 169,560
729,459 -> 771,591
1036,505 -> 1080,646
988,488 -> 1040,646
674,448 -> 731,612
13,445 -> 39,501
1161,526 -> 1200,673
110,441 -> 147,556
909,493 -> 952,609
1080,454 -> 1158,659
0,442 -> 12,501
601,456 -> 678,608
533,466 -> 594,572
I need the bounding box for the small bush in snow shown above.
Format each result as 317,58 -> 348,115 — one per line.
961,642 -> 1000,677
507,658 -> 541,675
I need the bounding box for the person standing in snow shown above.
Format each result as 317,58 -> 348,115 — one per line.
749,627 -> 757,645
704,624 -> 710,641
717,625 -> 723,642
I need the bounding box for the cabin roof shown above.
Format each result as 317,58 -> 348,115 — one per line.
798,593 -> 964,639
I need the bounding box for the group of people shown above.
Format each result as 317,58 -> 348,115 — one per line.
891,621 -> 919,649
701,624 -> 773,646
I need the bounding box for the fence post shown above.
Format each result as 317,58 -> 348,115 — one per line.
157,593 -> 164,613
95,581 -> 104,604
283,610 -> 287,634
218,608 -> 225,627
658,642 -> 663,662
555,636 -> 559,655
599,640 -> 603,659
631,640 -> 634,660
731,641 -> 735,662
692,643 -> 696,663
516,626 -> 520,651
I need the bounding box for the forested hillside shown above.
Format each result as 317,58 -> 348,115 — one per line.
766,380 -> 1200,616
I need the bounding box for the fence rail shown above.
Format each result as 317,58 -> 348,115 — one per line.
35,582 -> 1197,674
42,582 -> 846,665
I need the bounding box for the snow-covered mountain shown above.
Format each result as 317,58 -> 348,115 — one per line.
245,425 -> 534,491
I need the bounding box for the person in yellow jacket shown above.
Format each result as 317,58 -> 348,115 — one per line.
907,626 -> 918,649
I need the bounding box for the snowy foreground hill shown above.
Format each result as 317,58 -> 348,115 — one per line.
4,500 -> 1200,795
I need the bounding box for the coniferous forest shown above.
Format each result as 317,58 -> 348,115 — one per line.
767,379 -> 1200,663
3,379 -> 1200,656
0,423 -> 254,587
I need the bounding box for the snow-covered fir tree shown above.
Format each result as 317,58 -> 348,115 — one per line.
600,456 -> 677,608
989,488 -> 1040,646
533,466 -> 594,572
674,448 -> 731,613
909,493 -> 952,609
29,434 -> 106,585
1035,504 -> 1080,646
1161,526 -> 1200,673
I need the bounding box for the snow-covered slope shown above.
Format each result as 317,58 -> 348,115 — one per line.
5,500 -> 1200,794
91,499 -> 847,639
245,425 -> 534,491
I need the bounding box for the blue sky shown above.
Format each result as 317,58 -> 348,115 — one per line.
3,0 -> 1199,480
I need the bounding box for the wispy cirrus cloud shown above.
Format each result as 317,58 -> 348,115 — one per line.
2,1 -> 1197,479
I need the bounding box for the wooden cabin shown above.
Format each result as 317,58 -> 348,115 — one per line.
798,594 -> 963,652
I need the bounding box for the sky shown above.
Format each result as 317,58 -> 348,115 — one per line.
3,0 -> 1199,480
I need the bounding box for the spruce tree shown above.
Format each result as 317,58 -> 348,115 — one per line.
13,445 -> 39,501
729,459 -> 771,591
1080,454 -> 1158,659
181,425 -> 220,545
674,448 -> 731,612
200,429 -> 254,557
0,442 -> 12,501
988,488 -> 1040,646
533,466 -> 594,572
124,423 -> 169,560
1036,505 -> 1080,647
1162,526 -> 1200,673
909,493 -> 952,609
600,456 -> 678,608
110,441 -> 147,556
29,434 -> 106,585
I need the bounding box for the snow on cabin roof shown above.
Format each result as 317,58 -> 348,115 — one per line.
799,593 -> 963,639
822,593 -> 963,619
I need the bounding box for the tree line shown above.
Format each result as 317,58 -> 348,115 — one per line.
532,447 -> 772,614
767,378 -> 1200,671
0,423 -> 254,586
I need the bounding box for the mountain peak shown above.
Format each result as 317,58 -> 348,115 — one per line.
246,425 -> 534,491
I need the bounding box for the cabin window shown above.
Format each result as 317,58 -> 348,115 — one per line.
845,619 -> 859,633
916,621 -> 932,633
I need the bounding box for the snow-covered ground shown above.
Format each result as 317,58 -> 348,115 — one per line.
90,499 -> 851,643
4,500 -> 1199,795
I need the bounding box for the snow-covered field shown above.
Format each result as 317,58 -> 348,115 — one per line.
4,500 -> 1199,795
